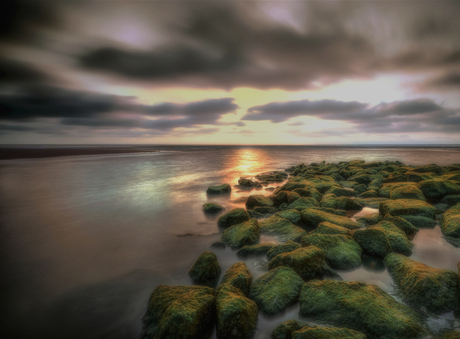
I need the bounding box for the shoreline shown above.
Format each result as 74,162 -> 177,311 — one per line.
0,148 -> 160,160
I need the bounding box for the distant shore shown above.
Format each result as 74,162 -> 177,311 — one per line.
0,148 -> 160,160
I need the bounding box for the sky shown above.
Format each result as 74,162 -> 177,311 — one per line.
1,0 -> 460,145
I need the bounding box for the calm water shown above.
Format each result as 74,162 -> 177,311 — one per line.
1,146 -> 460,339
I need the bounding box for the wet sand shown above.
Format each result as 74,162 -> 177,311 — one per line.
0,148 -> 160,160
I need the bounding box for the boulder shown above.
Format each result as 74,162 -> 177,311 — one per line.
310,206 -> 347,216
351,228 -> 392,257
358,189 -> 378,198
379,199 -> 436,219
246,195 -> 274,209
300,208 -> 360,230
272,320 -> 306,339
326,187 -> 357,197
417,179 -> 460,201
441,203 -> 460,238
299,280 -> 426,339
268,246 -> 325,279
220,262 -> 253,296
293,187 -> 322,202
292,326 -> 366,339
207,184 -> 231,194
249,267 -> 304,315
320,194 -> 363,210
384,253 -> 460,314
441,194 -> 460,206
202,202 -> 225,213
287,192 -> 301,203
216,283 -> 258,339
260,215 -> 307,242
253,206 -> 278,214
141,285 -> 216,339
271,191 -> 289,205
390,185 -> 426,201
406,171 -> 437,182
301,234 -> 362,269
308,221 -> 350,235
383,214 -> 418,236
210,241 -> 226,249
379,182 -> 414,198
221,219 -> 260,248
411,164 -> 445,175
354,184 -> 368,194
369,221 -> 413,255
288,197 -> 319,210
356,213 -> 382,226
275,209 -> 301,224
354,197 -> 388,208
401,215 -> 437,228
267,240 -> 301,260
238,178 -> 259,187
218,208 -> 250,228
188,251 -> 221,283
237,243 -> 275,257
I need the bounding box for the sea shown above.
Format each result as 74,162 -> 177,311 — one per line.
1,145 -> 460,339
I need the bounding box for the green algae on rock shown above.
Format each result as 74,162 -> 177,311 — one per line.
218,208 -> 250,228
188,251 -> 221,283
384,253 -> 460,314
358,189 -> 379,198
292,326 -> 366,339
267,240 -> 300,261
260,215 -> 307,242
390,185 -> 426,201
237,243 -> 275,257
441,203 -> 460,238
272,320 -> 306,339
356,212 -> 382,226
249,267 -> 304,315
441,194 -> 460,206
287,196 -> 319,210
275,209 -> 301,224
301,234 -> 362,269
141,285 -> 216,339
207,184 -> 231,194
202,202 -> 225,213
379,199 -> 436,219
354,197 -> 388,209
299,280 -> 426,339
326,186 -> 357,197
220,262 -> 253,296
401,215 -> 437,228
308,221 -> 350,235
369,221 -> 413,255
216,283 -> 258,339
221,219 -> 260,248
268,246 -> 325,279
351,228 -> 393,258
246,194 -> 274,209
320,193 -> 363,210
417,179 -> 460,201
300,208 -> 360,230
382,214 -> 418,236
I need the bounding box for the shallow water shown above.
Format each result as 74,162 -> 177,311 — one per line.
1,145 -> 460,338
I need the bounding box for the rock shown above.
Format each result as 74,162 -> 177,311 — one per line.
358,189 -> 378,198
221,219 -> 260,248
417,179 -> 460,201
268,246 -> 325,279
369,221 -> 413,255
342,181 -> 360,189
441,202 -> 460,238
299,280 -> 426,339
383,214 -> 418,236
220,262 -> 253,296
412,164 -> 445,175
310,206 -> 347,216
210,241 -> 226,249
288,197 -> 319,210
202,202 -> 225,213
379,199 -> 436,219
216,283 -> 258,339
434,202 -> 450,213
188,251 -> 221,283
246,195 -> 274,209
406,171 -> 437,182
237,243 -> 275,257
435,331 -> 460,339
401,215 -> 437,228
383,173 -> 407,183
379,182 -> 414,198
326,187 -> 357,197
308,221 -> 350,235
390,185 -> 426,201
300,208 -> 360,230
247,210 -> 265,219
141,285 -> 216,339
238,178 -> 259,187
354,184 -> 368,194
348,173 -> 373,185
267,240 -> 300,261
441,194 -> 460,206
253,206 -> 278,214
384,253 -> 460,314
292,326 -> 366,339
249,267 -> 304,315
356,212 -> 382,226
293,187 -> 322,202
351,228 -> 393,257
218,208 -> 250,228
272,320 -> 306,339
275,209 -> 301,224
207,184 -> 231,194
302,234 -> 362,269
287,191 -> 301,203
320,193 -> 363,210
362,161 -> 382,169
260,215 -> 307,242
271,191 -> 289,205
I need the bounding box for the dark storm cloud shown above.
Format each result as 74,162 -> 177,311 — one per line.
424,73 -> 460,90
244,98 -> 460,134
0,57 -> 50,84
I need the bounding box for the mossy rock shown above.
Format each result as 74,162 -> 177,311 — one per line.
246,195 -> 274,209
287,191 -> 301,203
310,206 -> 347,216
218,208 -> 250,228
379,182 -> 414,198
384,253 -> 460,314
389,185 -> 426,201
351,228 -> 392,257
220,262 -> 253,296
292,326 -> 366,339
400,215 -> 437,228
267,240 -> 300,261
354,184 -> 368,194
354,197 -> 388,208
293,187 -> 322,202
356,213 -> 382,226
369,221 -> 413,255
383,214 -> 418,236
268,246 -> 325,279
300,208 -> 360,230
301,234 -> 362,269
188,251 -> 221,283
406,171 -> 437,182
207,184 -> 231,194
320,194 -> 363,210
247,210 -> 265,219
202,202 -> 225,213
417,179 -> 460,201
441,203 -> 460,238
260,215 -> 307,242
379,199 -> 436,219
299,280 -> 426,339
216,283 -> 258,339
237,243 -> 275,257
238,178 -> 259,187
141,285 -> 216,339
288,197 -> 319,210
348,173 -> 373,184
275,209 -> 301,224
210,241 -> 226,249
272,320 -> 306,339
221,219 -> 260,248
326,187 -> 357,197
253,206 -> 278,214
441,194 -> 460,206
412,164 -> 445,176
249,267 -> 304,315
443,172 -> 460,181
358,189 -> 378,198
271,191 -> 289,205
435,331 -> 460,339
342,181 -> 360,189
309,221 -> 350,235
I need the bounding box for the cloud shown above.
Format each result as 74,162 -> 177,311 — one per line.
0,57 -> 51,84
423,72 -> 460,90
